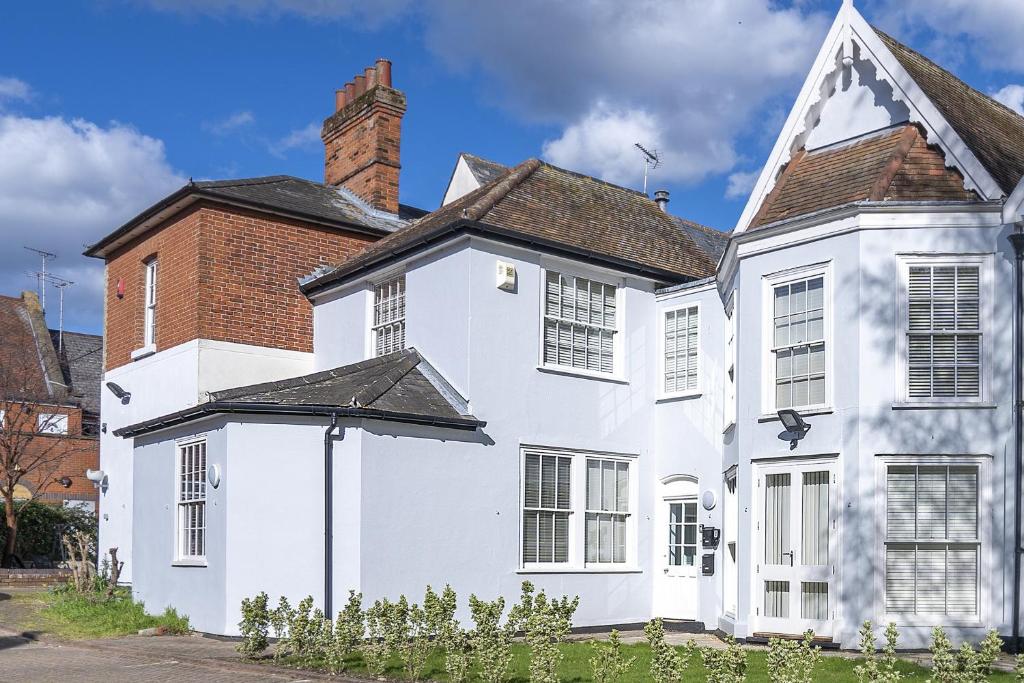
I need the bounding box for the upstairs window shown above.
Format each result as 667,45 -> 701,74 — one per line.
543,271 -> 617,374
905,262 -> 982,400
373,275 -> 406,356
176,439 -> 207,561
37,412 -> 68,435
143,259 -> 158,348
769,271 -> 827,410
663,305 -> 699,395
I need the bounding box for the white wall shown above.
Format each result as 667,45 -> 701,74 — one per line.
441,156 -> 482,206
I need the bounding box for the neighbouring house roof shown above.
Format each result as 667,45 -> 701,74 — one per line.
751,124 -> 977,229
50,330 -> 103,420
674,218 -> 730,263
84,175 -> 426,259
461,153 -> 508,186
114,348 -> 484,438
302,159 -> 722,295
876,30 -> 1024,195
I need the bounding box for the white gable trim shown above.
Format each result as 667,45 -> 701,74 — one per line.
734,3 -> 1002,234
1003,177 -> 1024,225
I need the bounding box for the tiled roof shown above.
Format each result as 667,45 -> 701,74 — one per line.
303,159 -> 721,293
461,153 -> 508,186
0,294 -> 52,401
876,29 -> 1024,195
50,330 -> 102,419
674,218 -> 729,264
115,349 -> 483,437
751,124 -> 977,228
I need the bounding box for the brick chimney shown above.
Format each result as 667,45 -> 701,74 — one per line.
322,58 -> 406,214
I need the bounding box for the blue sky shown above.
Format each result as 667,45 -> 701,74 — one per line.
1,0 -> 1022,334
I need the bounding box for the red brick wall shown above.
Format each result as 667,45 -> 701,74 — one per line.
103,202 -> 376,372
3,403 -> 99,502
322,86 -> 406,214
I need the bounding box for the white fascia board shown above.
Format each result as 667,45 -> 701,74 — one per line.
734,4 -> 1002,235
1002,177 -> 1024,225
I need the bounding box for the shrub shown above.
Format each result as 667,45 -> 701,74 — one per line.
952,629 -> 1004,683
362,599 -> 390,678
402,599 -> 433,681
644,618 -> 684,683
1015,653 -> 1024,682
305,608 -> 332,666
0,500 -> 96,565
701,635 -> 747,683
425,585 -> 470,683
269,596 -> 292,661
856,621 -> 903,683
766,631 -> 820,683
237,592 -> 270,659
328,590 -> 364,673
928,627 -> 956,683
590,629 -> 637,683
286,596 -> 315,663
469,594 -> 513,683
515,582 -> 579,683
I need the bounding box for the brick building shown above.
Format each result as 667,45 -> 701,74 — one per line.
0,291 -> 101,509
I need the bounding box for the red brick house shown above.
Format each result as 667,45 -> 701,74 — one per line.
0,291 -> 101,510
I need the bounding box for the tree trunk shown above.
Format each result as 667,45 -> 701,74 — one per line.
2,497 -> 18,569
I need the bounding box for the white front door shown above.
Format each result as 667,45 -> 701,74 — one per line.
655,493 -> 699,620
753,460 -> 838,636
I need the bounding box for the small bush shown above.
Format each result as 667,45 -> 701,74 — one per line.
469,593 -> 513,683
855,621 -> 903,683
644,618 -> 684,683
269,596 -> 292,661
1015,653 -> 1024,682
702,634 -> 747,683
237,592 -> 270,659
286,596 -> 315,663
590,629 -> 637,683
328,590 -> 363,673
362,599 -> 391,678
766,631 -> 820,683
426,585 -> 470,683
513,581 -> 579,683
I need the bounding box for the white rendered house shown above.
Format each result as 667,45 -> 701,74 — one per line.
89,4 -> 1024,649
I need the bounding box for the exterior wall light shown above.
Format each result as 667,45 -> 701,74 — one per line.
105,382 -> 131,404
777,409 -> 811,450
207,463 -> 221,489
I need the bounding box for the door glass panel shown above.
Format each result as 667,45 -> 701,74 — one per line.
764,580 -> 790,618
668,501 -> 698,567
801,582 -> 828,619
801,471 -> 829,565
765,474 -> 791,564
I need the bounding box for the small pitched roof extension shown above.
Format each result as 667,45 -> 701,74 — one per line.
877,30 -> 1024,195
302,159 -> 721,295
461,153 -> 508,186
114,348 -> 484,438
85,175 -> 425,259
751,124 -> 977,229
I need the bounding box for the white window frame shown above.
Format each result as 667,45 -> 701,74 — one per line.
37,412 -> 68,435
895,254 -> 992,406
538,263 -> 625,382
143,258 -> 158,348
371,274 -> 406,357
761,262 -> 832,415
659,302 -> 701,400
174,437 -> 208,565
875,454 -> 990,627
519,445 -> 638,572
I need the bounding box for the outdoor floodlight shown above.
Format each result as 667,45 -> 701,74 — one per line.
105,382 -> 131,404
57,476 -> 73,489
777,409 -> 811,450
86,469 -> 107,487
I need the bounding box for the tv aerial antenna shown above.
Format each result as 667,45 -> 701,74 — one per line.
24,246 -> 56,312
634,142 -> 660,195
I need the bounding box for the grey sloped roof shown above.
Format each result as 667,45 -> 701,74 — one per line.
114,348 -> 483,438
50,331 -> 103,419
461,153 -> 508,186
191,176 -> 418,231
674,217 -> 729,263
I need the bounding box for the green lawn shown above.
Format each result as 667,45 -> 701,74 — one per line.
272,640 -> 1018,682
17,588 -> 190,640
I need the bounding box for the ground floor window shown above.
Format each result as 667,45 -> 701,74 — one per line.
884,464 -> 979,617
176,439 -> 207,561
521,447 -> 634,568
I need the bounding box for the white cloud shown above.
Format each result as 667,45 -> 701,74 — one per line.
0,115 -> 184,332
0,77 -> 31,106
992,84 -> 1024,115
725,169 -> 761,200
202,110 -> 255,136
423,0 -> 830,187
269,121 -> 321,158
871,0 -> 1024,71
134,0 -> 412,23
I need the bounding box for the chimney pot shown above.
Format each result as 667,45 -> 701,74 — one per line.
354,74 -> 366,96
375,58 -> 392,87
654,189 -> 670,212
364,66 -> 378,90
335,89 -> 347,111
344,82 -> 356,101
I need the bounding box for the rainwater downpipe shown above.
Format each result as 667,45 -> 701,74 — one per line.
1010,222 -> 1024,654
324,414 -> 343,620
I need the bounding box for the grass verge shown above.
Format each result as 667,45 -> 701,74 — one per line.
18,587 -> 190,640
269,640 -> 1017,682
